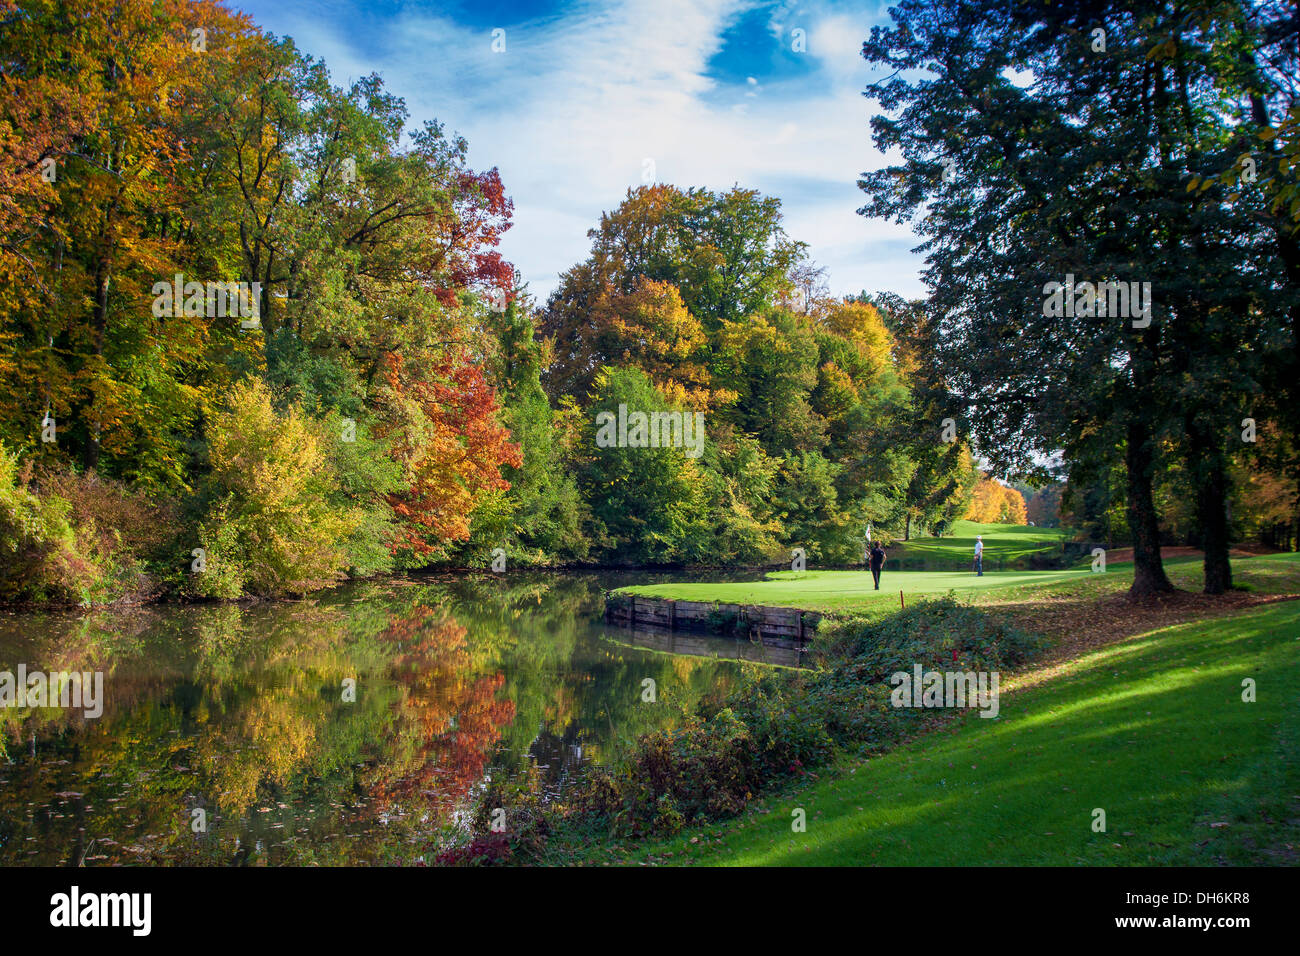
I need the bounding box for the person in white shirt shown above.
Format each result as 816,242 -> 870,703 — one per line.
974,535 -> 984,576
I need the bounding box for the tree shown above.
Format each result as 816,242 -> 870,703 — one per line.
194,378 -> 360,597
373,349 -> 521,563
539,184 -> 805,402
575,366 -> 709,564
859,0 -> 1285,595
472,293 -> 586,563
967,474 -> 1027,525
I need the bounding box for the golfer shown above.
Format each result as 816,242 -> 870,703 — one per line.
974,535 -> 984,576
869,542 -> 886,590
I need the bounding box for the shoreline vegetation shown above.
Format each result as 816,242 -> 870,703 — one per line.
446,552 -> 1300,866
0,511 -> 1082,612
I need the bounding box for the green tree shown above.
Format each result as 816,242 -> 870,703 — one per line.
193,378 -> 361,597
576,367 -> 709,564
859,0 -> 1284,594
472,293 -> 586,563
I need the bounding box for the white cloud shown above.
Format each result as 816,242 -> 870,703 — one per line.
238,0 -> 925,303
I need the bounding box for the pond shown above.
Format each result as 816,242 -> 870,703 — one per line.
0,571 -> 792,866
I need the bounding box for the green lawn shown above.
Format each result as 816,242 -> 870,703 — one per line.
617,521 -> 1082,613
618,567 -> 1092,613
617,548 -> 1300,616
597,598 -> 1300,866
891,519 -> 1069,567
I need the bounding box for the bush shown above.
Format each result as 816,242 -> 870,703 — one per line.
0,442 -> 91,602
814,596 -> 1045,683
189,379 -> 363,598
37,465 -> 176,599
474,597 -> 1044,858
0,443 -> 163,604
577,708 -> 760,838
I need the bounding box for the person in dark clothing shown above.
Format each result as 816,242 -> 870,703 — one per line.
869,543 -> 886,590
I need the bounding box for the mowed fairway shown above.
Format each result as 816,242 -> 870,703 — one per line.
892,519 -> 1069,565
619,567 -> 1089,613
618,522 -> 1084,612
613,598 -> 1300,867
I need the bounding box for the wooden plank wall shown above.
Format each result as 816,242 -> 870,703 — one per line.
604,594 -> 821,648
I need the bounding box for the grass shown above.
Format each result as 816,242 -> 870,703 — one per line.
618,567 -> 1092,614
570,554 -> 1300,866
616,521 -> 1087,614
616,548 -> 1300,617
591,597 -> 1300,866
891,519 -> 1069,566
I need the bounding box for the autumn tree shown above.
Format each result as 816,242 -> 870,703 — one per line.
373,349 -> 521,562
966,474 -> 1027,525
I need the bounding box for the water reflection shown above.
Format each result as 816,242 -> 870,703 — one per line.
0,573 -> 759,865
610,627 -> 810,668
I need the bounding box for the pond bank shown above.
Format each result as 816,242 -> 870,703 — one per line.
604,592 -> 822,649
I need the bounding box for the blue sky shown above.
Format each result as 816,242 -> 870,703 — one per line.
231,0 -> 921,304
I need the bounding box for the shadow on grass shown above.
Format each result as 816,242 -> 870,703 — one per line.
699,601 -> 1300,867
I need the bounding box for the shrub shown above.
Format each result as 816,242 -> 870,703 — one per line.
190,379 -> 362,598
35,465 -> 176,601
0,442 -> 88,602
578,708 -> 760,837
814,596 -> 1045,683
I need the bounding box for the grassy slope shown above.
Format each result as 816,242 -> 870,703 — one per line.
576,554 -> 1300,866
892,519 -> 1069,564
591,596 -> 1300,866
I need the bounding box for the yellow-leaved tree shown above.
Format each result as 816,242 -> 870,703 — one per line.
194,379 -> 360,597
966,473 -> 1027,524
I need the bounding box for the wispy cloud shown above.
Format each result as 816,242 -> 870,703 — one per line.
234,0 -> 923,302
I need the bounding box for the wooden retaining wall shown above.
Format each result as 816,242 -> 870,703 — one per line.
612,627 -> 807,667
604,594 -> 821,648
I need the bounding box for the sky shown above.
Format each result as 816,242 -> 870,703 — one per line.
231,0 -> 923,305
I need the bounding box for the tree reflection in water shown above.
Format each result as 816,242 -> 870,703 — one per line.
0,572 -> 748,865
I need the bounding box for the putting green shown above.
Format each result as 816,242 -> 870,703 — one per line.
618,567 -> 1092,613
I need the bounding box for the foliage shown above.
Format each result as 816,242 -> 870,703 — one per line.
0,442 -> 92,602
966,474 -> 1028,525
190,379 -> 361,597
576,367 -> 710,564
858,0 -> 1294,593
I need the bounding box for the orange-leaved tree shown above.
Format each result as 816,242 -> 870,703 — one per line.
966,473 -> 1028,524
374,349 -> 521,560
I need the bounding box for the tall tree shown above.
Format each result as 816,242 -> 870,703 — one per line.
859,0 -> 1285,595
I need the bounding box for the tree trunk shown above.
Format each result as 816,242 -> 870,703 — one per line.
82,259 -> 111,472
904,513 -> 911,541
1125,419 -> 1174,597
1184,413 -> 1233,593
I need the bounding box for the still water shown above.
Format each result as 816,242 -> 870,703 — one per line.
0,572 -> 797,866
